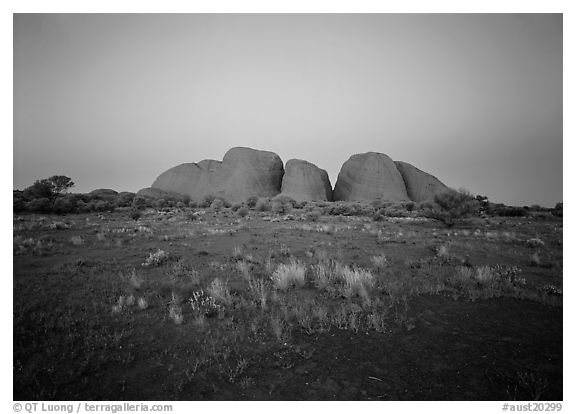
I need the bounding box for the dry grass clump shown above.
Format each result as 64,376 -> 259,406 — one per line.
370,254 -> 388,271
236,261 -> 252,281
475,265 -> 494,284
269,314 -> 290,342
436,244 -> 450,259
271,259 -> 306,291
168,292 -> 184,325
255,198 -> 271,212
310,261 -> 336,290
529,252 -> 542,266
128,268 -> 143,290
207,278 -> 232,306
450,264 -> 527,300
338,265 -> 375,302
232,245 -> 244,260
137,297 -> 149,310
248,278 -> 268,309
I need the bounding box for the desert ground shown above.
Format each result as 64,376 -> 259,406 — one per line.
13,204 -> 562,400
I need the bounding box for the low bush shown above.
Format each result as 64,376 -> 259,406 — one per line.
131,196 -> 148,210
246,196 -> 259,209
324,202 -> 374,217
53,196 -> 77,214
552,202 -> 562,218
200,195 -> 216,208
237,207 -> 249,218
255,198 -> 271,212
154,199 -> 166,209
116,192 -> 135,207
142,249 -> 169,267
305,209 -> 322,222
271,195 -> 296,214
423,189 -> 480,227
210,198 -> 224,211
27,198 -> 53,213
489,204 -> 528,217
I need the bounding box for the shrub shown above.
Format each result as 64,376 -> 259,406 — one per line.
210,198 -> 224,211
69,236 -> 84,246
13,192 -> 26,213
200,194 -> 216,208
116,192 -> 135,207
53,196 -> 77,214
188,200 -> 198,208
489,204 -> 528,217
255,198 -> 271,212
424,189 -> 479,227
271,195 -> 296,214
376,204 -> 410,218
293,200 -> 306,209
23,180 -> 55,200
176,201 -> 186,210
93,200 -> 111,212
246,196 -> 259,208
132,196 -> 148,210
142,249 -> 169,267
325,202 -> 374,217
237,207 -> 249,218
305,209 -> 322,222
552,202 -> 562,218
129,208 -> 142,221
271,259 -> 306,290
76,200 -> 89,213
27,197 -> 53,213
526,238 -> 545,248
154,198 -> 166,209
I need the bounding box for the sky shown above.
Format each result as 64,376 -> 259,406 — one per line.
13,13 -> 562,207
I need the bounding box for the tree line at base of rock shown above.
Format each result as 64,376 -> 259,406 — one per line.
13,176 -> 563,225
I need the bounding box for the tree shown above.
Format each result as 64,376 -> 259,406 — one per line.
23,175 -> 74,200
23,179 -> 54,200
48,175 -> 75,195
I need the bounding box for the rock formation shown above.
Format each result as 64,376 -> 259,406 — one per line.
394,161 -> 449,202
280,159 -> 333,201
143,147 -> 450,204
150,147 -> 284,202
333,152 -> 410,202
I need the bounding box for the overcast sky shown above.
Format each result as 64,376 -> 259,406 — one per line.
13,14 -> 562,206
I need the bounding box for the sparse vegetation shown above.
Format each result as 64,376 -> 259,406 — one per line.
13,197 -> 562,400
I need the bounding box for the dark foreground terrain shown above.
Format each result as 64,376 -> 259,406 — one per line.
13,207 -> 562,400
